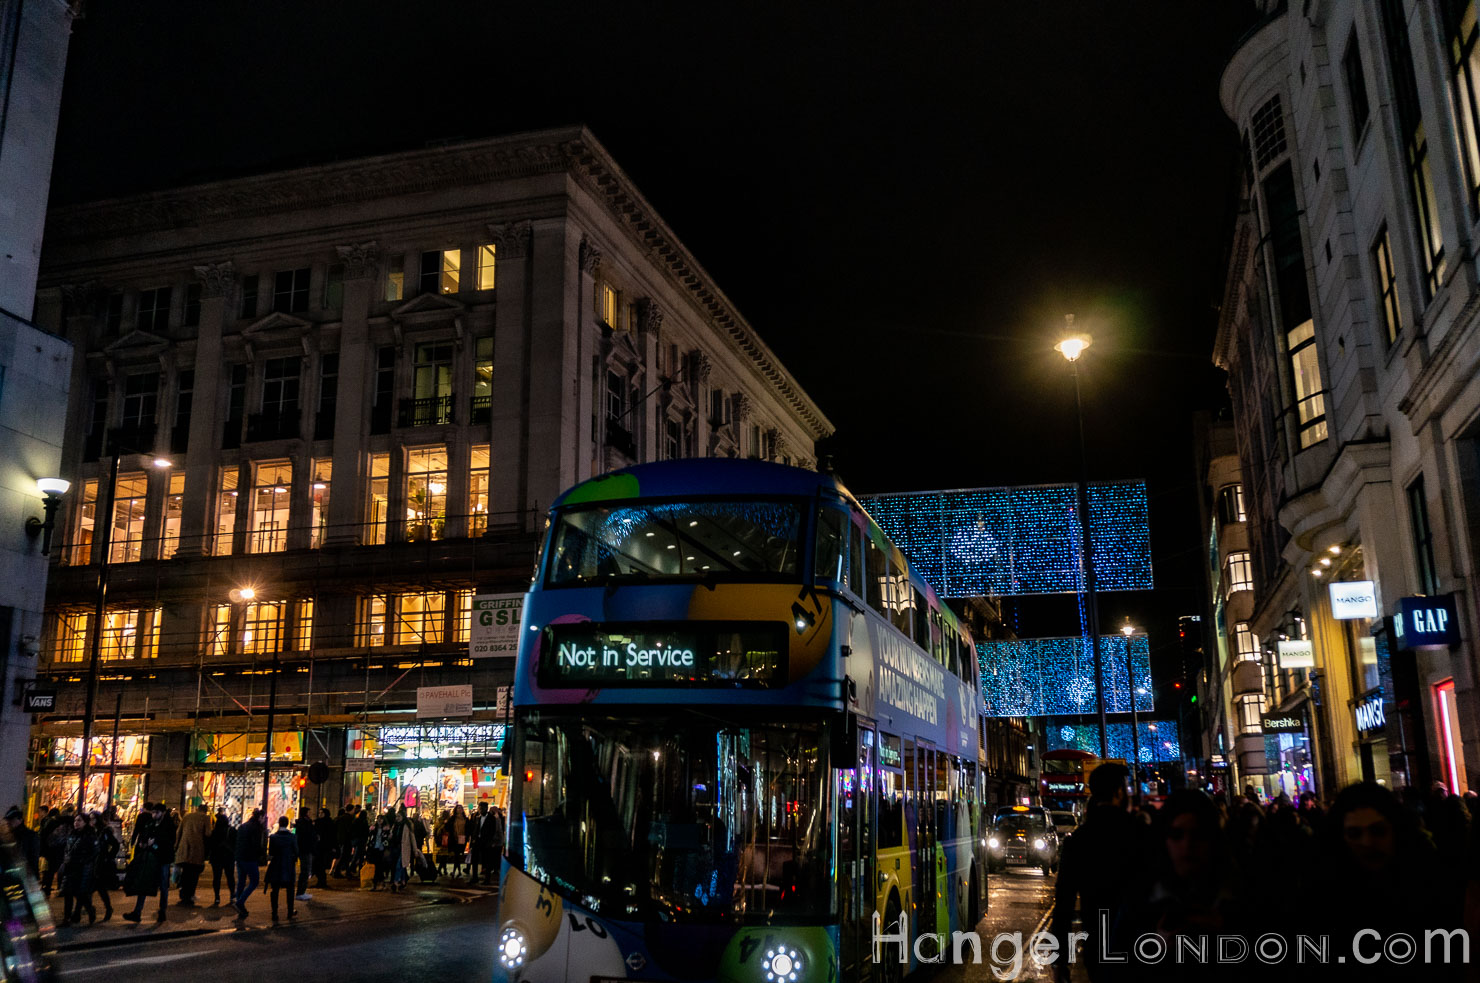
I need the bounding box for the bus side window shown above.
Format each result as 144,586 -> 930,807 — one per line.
849,523 -> 865,598
911,588 -> 928,648
878,769 -> 903,849
866,539 -> 887,616
889,560 -> 910,635
815,508 -> 846,583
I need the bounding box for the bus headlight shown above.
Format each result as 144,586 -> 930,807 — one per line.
987,837 -> 1000,850
1033,838 -> 1047,851
499,927 -> 529,970
764,947 -> 803,981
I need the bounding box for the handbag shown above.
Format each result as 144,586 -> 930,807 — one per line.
122,852 -> 160,897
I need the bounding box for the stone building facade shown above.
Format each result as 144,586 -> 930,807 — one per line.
28,126 -> 831,820
1217,0 -> 1480,797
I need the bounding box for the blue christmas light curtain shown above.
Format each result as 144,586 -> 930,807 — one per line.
862,481 -> 1152,598
1047,720 -> 1181,763
977,634 -> 1153,717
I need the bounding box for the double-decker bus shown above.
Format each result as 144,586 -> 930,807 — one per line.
1038,749 -> 1098,814
493,459 -> 989,983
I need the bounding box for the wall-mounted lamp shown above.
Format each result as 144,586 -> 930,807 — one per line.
25,478 -> 71,555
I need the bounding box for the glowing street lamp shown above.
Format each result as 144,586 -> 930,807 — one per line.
1058,314 -> 1107,758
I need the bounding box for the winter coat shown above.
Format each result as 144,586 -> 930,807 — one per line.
234,817 -> 266,864
265,829 -> 299,887
393,820 -> 423,875
175,810 -> 210,866
294,815 -> 317,855
11,822 -> 41,879
314,814 -> 337,854
94,823 -> 121,890
151,814 -> 178,864
207,817 -> 235,865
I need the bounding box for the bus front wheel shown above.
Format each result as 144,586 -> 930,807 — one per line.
881,897 -> 905,983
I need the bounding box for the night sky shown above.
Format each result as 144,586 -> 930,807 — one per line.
50,2 -> 1260,692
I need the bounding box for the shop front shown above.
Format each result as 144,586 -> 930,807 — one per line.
188,731 -> 305,823
1354,688 -> 1390,785
27,735 -> 151,823
344,722 -> 508,820
1260,708 -> 1315,798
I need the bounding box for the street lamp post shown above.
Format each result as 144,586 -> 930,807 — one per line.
1122,619 -> 1144,793
76,443 -> 171,814
1055,319 -> 1108,759
226,586 -> 278,818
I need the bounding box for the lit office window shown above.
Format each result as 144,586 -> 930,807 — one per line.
310,459 -> 331,549
406,446 -> 448,541
469,445 -> 490,537
110,473 -> 148,564
248,460 -> 292,553
214,466 -> 238,556
161,471 -> 185,558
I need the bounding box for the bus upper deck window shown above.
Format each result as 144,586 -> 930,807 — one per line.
814,508 -> 846,584
849,523 -> 864,596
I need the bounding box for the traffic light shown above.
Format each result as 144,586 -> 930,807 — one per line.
292,772 -> 307,791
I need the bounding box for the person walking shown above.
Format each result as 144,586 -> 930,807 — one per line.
60,813 -> 98,925
232,808 -> 266,920
1051,762 -> 1147,982
5,805 -> 41,880
368,814 -> 393,890
332,805 -> 353,878
450,804 -> 469,879
350,805 -> 370,876
477,806 -> 504,885
390,809 -> 423,893
313,807 -> 336,889
89,811 -> 119,922
293,807 -> 316,901
207,808 -> 236,905
174,803 -> 210,906
39,805 -> 69,897
265,816 -> 299,923
122,802 -> 174,923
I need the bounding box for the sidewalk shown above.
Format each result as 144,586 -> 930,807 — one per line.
46,873 -> 497,951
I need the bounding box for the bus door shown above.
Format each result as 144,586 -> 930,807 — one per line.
913,740 -> 937,939
838,723 -> 877,980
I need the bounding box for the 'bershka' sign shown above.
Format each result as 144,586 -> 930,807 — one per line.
540,622 -> 784,687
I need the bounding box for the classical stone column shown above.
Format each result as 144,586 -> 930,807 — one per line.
572,237 -> 600,483
637,299 -> 663,460
486,221 -> 532,525
174,262 -> 233,559
325,242 -> 377,547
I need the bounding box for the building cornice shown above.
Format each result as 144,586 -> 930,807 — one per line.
1214,211 -> 1254,373
1277,439 -> 1391,559
1397,290 -> 1480,432
44,126 -> 834,442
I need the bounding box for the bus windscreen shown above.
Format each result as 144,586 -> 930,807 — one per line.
545,499 -> 803,586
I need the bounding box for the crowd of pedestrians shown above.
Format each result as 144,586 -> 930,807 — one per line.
1052,764 -> 1478,981
5,798 -> 506,929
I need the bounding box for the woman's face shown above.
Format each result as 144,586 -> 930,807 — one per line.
73,816 -> 85,830
1342,806 -> 1395,872
1166,812 -> 1213,878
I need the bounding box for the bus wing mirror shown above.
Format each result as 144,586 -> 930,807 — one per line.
831,716 -> 858,769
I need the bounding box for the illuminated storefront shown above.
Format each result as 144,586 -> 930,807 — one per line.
188,731 -> 305,823
27,736 -> 151,822
343,723 -> 508,819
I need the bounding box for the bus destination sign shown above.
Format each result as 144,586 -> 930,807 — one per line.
541,622 -> 786,687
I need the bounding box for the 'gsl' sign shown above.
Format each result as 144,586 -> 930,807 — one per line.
470,593 -> 523,658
